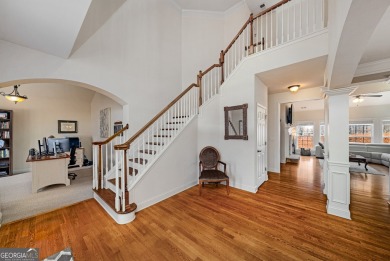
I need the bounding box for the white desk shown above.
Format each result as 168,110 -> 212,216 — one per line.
26,154 -> 70,193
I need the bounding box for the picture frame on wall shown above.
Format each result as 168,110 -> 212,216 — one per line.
100,108 -> 111,138
58,120 -> 78,133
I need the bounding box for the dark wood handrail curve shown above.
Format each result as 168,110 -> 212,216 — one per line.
114,83 -> 199,150
92,124 -> 129,146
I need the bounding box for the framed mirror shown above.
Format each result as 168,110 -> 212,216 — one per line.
224,103 -> 248,140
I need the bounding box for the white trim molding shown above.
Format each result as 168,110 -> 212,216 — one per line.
326,160 -> 351,220
94,192 -> 136,224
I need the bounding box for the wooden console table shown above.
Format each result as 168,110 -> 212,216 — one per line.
26,154 -> 70,193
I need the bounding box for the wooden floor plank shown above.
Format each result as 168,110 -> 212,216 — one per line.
0,156 -> 389,260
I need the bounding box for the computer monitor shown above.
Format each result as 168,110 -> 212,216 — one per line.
68,137 -> 80,149
47,138 -> 70,153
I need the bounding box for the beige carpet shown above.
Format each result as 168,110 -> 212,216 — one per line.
0,168 -> 93,224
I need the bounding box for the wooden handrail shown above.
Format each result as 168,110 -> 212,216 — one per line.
92,124 -> 129,146
114,83 -> 199,150
200,64 -> 221,77
224,16 -> 252,54
253,0 -> 290,19
224,0 -> 289,54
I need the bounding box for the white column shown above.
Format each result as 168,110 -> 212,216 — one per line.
323,87 -> 355,220
322,97 -> 329,195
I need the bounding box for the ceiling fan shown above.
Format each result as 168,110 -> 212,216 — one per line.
352,94 -> 382,103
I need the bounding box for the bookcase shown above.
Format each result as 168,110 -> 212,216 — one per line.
0,110 -> 12,176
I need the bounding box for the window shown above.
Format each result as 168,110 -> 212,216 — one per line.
320,124 -> 325,143
383,121 -> 390,144
349,124 -> 372,143
296,125 -> 314,149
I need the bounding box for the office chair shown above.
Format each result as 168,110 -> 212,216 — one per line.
68,147 -> 79,180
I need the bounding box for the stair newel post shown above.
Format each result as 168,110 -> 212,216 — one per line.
219,50 -> 225,84
249,13 -> 254,55
98,144 -> 102,189
197,71 -> 203,106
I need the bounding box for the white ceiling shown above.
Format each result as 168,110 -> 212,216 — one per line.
360,6 -> 390,64
297,91 -> 390,111
173,0 -> 280,13
256,56 -> 328,94
173,0 -> 241,12
0,0 -> 388,86
0,0 -> 92,58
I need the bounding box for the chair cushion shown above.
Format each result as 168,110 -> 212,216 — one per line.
199,170 -> 228,180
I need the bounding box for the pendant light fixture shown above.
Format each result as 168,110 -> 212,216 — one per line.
0,85 -> 28,104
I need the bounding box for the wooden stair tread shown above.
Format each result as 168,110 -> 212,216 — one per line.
129,158 -> 148,164
129,167 -> 138,176
145,142 -> 164,146
139,149 -> 156,155
173,116 -> 189,118
93,188 -> 137,214
107,167 -> 137,186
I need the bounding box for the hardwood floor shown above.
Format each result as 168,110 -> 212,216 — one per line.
1,156 -> 389,260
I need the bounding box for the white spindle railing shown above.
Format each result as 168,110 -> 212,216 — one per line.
252,0 -> 325,54
92,125 -> 128,191
224,26 -> 250,79
201,65 -> 221,104
111,87 -> 199,212
126,87 -> 199,192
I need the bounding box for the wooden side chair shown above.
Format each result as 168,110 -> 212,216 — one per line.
199,146 -> 230,195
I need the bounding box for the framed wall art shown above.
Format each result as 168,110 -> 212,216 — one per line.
58,120 -> 78,133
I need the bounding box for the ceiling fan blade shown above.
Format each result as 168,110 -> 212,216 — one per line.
360,94 -> 383,97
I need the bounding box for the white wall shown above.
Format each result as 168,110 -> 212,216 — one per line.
134,118 -> 198,211
181,11 -> 224,89
0,83 -> 93,174
0,0 -> 182,138
90,92 -> 123,142
224,1 -> 251,47
181,1 -> 251,90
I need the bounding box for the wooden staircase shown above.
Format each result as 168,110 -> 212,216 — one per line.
91,0 -> 327,224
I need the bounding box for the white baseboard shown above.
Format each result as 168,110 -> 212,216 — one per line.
327,202 -> 351,220
136,180 -> 197,212
230,181 -> 258,193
